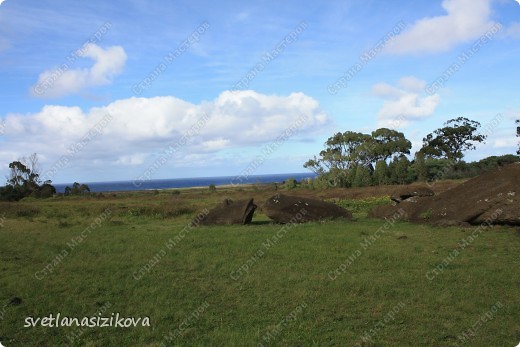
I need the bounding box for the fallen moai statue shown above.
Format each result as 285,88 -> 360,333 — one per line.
390,187 -> 434,204
195,198 -> 257,226
263,194 -> 352,224
369,163 -> 520,226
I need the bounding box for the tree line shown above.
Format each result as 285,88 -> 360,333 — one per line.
0,154 -> 90,201
304,117 -> 519,188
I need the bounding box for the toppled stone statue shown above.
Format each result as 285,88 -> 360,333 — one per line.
390,187 -> 434,204
369,163 -> 520,226
263,194 -> 352,224
196,198 -> 257,225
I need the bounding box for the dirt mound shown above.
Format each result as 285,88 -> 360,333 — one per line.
196,198 -> 257,225
263,194 -> 352,223
369,163 -> 520,226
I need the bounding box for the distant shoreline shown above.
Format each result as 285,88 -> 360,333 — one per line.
53,172 -> 317,193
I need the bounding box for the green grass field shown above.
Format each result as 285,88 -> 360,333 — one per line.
0,188 -> 519,346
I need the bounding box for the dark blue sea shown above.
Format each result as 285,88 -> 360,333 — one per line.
53,172 -> 317,193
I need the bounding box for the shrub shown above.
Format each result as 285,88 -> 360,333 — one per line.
284,178 -> 297,190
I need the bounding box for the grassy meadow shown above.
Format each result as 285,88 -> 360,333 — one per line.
0,186 -> 519,346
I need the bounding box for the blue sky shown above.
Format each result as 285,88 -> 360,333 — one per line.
0,0 -> 519,184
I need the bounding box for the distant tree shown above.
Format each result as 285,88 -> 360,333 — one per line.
304,129 -> 411,187
8,161 -> 31,188
208,184 -> 216,193
352,165 -> 372,187
65,182 -> 91,196
39,183 -> 57,198
406,165 -> 417,183
304,131 -> 372,174
1,154 -> 55,201
413,152 -> 428,182
421,117 -> 487,162
22,153 -> 42,184
367,128 -> 412,162
8,153 -> 43,188
284,178 -> 297,190
390,156 -> 410,185
373,160 -> 389,185
304,131 -> 372,187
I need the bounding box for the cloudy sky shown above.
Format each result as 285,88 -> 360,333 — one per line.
0,0 -> 519,184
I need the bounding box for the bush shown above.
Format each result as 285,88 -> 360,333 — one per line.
208,184 -> 217,193
0,186 -> 27,201
284,178 -> 297,190
64,182 -> 90,196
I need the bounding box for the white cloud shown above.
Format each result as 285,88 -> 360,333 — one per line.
385,0 -> 496,54
0,90 -> 329,177
31,44 -> 127,98
116,154 -> 147,166
373,77 -> 441,128
493,138 -> 517,148
506,22 -> 520,39
396,76 -> 426,92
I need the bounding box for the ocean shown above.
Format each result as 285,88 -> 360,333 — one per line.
53,172 -> 317,193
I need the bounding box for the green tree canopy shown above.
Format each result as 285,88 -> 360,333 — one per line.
368,128 -> 412,162
1,154 -> 55,201
421,117 -> 487,161
304,129 -> 411,177
65,182 -> 91,196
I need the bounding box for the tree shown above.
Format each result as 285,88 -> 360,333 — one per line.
368,128 -> 412,162
8,153 -> 42,187
373,160 -> 389,185
304,131 -> 372,187
39,183 -> 57,198
1,154 -> 55,201
420,117 -> 487,161
322,131 -> 372,170
22,153 -> 42,185
413,152 -> 428,182
304,129 -> 412,187
352,165 -> 372,187
65,182 -> 91,196
389,156 -> 410,185
8,161 -> 30,188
